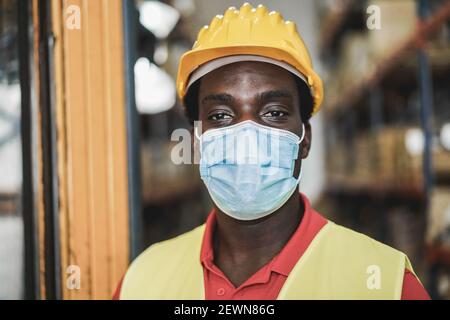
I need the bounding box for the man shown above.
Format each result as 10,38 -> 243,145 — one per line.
115,3 -> 429,299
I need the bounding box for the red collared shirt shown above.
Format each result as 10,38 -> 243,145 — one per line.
113,193 -> 430,300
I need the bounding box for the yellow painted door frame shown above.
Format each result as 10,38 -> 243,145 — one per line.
47,0 -> 130,299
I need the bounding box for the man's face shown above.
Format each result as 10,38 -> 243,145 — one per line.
197,61 -> 312,170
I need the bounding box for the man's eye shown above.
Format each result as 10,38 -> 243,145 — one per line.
262,110 -> 288,118
208,113 -> 232,121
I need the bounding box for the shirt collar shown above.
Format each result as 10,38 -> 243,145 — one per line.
200,193 -> 328,277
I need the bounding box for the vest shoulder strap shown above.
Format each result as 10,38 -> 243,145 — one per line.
120,224 -> 206,299
278,222 -> 411,299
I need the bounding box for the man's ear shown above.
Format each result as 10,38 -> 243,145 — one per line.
300,121 -> 312,159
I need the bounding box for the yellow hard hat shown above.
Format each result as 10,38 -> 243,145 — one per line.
176,3 -> 324,116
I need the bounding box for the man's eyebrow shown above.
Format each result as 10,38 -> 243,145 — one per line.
257,90 -> 293,102
201,93 -> 234,105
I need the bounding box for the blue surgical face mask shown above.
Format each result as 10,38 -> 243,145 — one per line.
196,120 -> 304,221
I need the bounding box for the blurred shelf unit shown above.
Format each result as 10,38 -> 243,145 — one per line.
319,0 -> 450,298
321,0 -> 450,196
324,0 -> 450,117
327,123 -> 450,193
326,45 -> 450,120
327,127 -> 424,199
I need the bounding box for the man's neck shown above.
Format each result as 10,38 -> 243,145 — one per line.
212,193 -> 304,287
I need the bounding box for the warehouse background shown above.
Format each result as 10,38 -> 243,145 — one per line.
0,0 -> 449,299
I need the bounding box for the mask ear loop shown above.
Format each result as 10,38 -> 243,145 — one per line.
296,165 -> 303,183
194,126 -> 202,141
295,123 -> 305,185
193,126 -> 203,160
298,123 -> 305,144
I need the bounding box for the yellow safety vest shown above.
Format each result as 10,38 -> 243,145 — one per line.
120,221 -> 415,300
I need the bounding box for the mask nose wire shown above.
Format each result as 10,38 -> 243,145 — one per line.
196,122 -> 305,142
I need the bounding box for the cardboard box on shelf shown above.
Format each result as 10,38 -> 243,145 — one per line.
327,126 -> 424,191
375,126 -> 423,188
339,34 -> 374,88
435,148 -> 450,176
368,0 -> 417,61
353,132 -> 377,183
